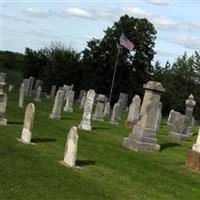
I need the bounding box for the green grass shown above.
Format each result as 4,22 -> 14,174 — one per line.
0,91 -> 200,200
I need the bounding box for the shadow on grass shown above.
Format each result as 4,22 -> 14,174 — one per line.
93,127 -> 110,130
76,160 -> 96,166
31,137 -> 56,143
160,142 -> 181,151
8,121 -> 23,125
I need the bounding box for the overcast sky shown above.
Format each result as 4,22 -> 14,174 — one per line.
1,0 -> 200,65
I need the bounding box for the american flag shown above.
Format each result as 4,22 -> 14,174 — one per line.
119,33 -> 135,51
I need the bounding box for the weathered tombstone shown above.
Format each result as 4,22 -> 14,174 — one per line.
123,81 -> 165,152
78,89 -> 95,131
49,89 -> 65,120
63,90 -> 75,112
19,82 -> 25,108
24,78 -> 30,95
109,102 -> 120,125
28,77 -> 35,96
79,92 -> 86,110
34,86 -> 42,102
0,82 -> 7,125
8,84 -> 15,92
78,90 -> 86,103
103,102 -> 110,117
93,94 -> 106,121
0,72 -> 7,82
125,95 -> 141,128
50,85 -> 57,100
155,102 -> 163,133
34,79 -> 43,91
18,103 -> 35,144
61,126 -> 79,167
185,94 -> 196,136
186,128 -> 200,171
168,110 -> 189,140
119,92 -> 128,111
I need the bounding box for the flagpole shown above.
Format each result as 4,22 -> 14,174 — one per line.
109,44 -> 121,103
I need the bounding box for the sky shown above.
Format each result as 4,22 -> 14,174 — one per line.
1,0 -> 200,65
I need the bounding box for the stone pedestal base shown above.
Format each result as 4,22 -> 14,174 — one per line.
78,122 -> 92,131
0,119 -> 7,125
49,114 -> 61,120
170,131 -> 189,141
109,121 -> 119,125
63,107 -> 73,112
123,137 -> 160,152
186,150 -> 200,171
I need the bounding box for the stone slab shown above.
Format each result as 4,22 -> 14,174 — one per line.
123,137 -> 160,152
170,131 -> 189,141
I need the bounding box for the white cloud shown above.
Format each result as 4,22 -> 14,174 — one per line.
22,8 -> 50,18
156,49 -> 181,57
121,7 -> 152,18
162,36 -> 200,50
64,8 -> 93,19
145,0 -> 169,6
2,14 -> 33,23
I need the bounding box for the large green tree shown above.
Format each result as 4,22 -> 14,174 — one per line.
81,15 -> 157,104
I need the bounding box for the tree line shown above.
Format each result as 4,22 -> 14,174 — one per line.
1,15 -> 200,117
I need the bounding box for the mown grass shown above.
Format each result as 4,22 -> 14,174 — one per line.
0,91 -> 200,200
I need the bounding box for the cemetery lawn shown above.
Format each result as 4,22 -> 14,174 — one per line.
1,91 -> 200,200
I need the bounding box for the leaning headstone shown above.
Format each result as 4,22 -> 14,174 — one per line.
186,128 -> 200,171
19,82 -> 25,108
0,81 -> 7,125
79,92 -> 86,110
123,81 -> 165,152
8,84 -> 15,92
185,94 -> 196,136
61,126 -> 79,167
109,102 -> 120,125
78,89 -> 95,131
18,103 -> 35,144
34,86 -> 42,102
63,90 -> 75,112
125,95 -> 141,128
103,102 -> 110,117
50,85 -> 57,100
49,89 -> 65,120
93,94 -> 106,121
169,110 -> 189,140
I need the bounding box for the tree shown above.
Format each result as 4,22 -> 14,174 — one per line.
81,15 -> 157,104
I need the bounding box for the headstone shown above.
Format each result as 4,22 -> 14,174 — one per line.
19,82 -> 25,108
49,89 -> 65,120
78,89 -> 95,131
0,82 -> 7,125
78,90 -> 86,103
186,128 -> 200,171
185,94 -> 196,136
62,126 -> 79,167
24,78 -> 30,95
63,90 -> 75,112
79,92 -> 86,110
103,102 -> 110,117
93,94 -> 106,121
123,81 -> 165,152
28,77 -> 35,96
125,95 -> 141,128
8,84 -> 15,92
19,103 -> 35,144
34,86 -> 42,102
169,110 -> 189,140
119,92 -> 128,111
109,102 -> 120,125
50,85 -> 57,100
0,72 -> 6,82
